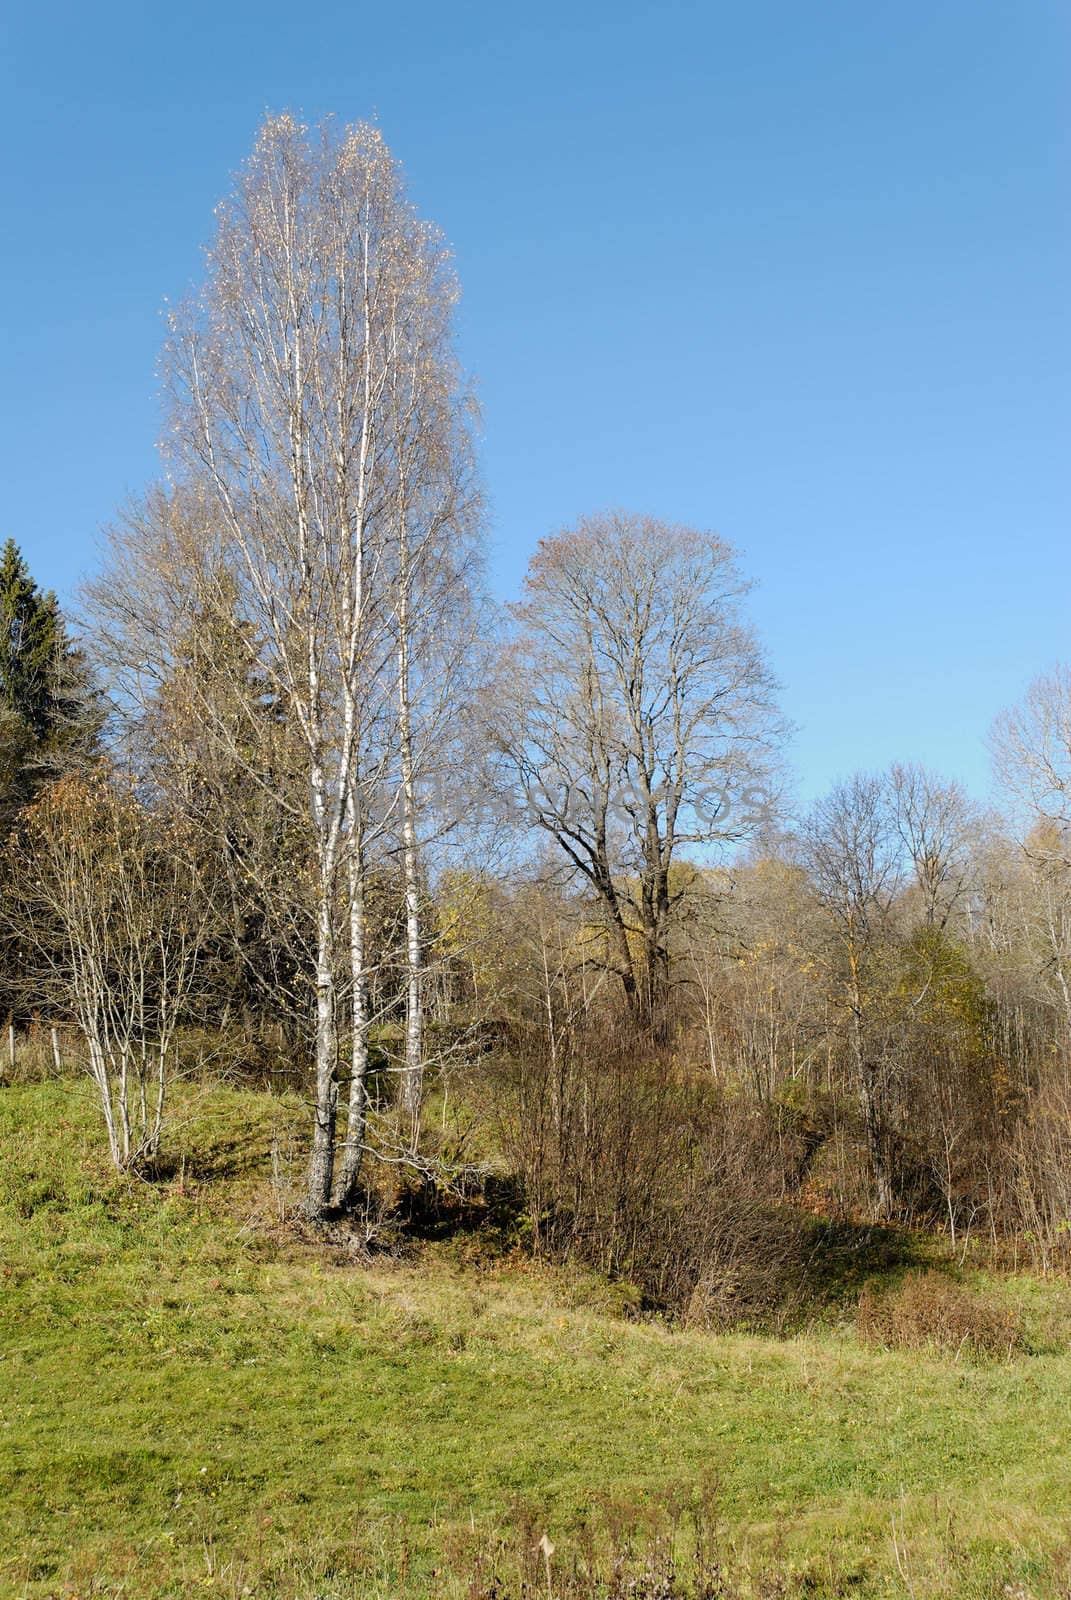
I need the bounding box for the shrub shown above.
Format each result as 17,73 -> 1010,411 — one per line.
494,1019 -> 825,1326
1006,1077 -> 1071,1271
856,1270 -> 1023,1360
683,1198 -> 812,1332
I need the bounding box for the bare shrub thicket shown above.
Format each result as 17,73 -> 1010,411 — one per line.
856,1270 -> 1023,1360
494,1015 -> 825,1324
1004,1077 -> 1071,1270
6,772 -> 207,1166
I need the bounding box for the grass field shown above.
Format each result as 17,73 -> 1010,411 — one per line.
2,1078 -> 1071,1598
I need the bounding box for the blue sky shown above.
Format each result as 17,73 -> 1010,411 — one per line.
1,1 -> 1067,806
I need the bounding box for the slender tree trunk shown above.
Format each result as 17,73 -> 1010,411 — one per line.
87,1032 -> 120,1167
336,818 -> 371,1207
397,552 -> 424,1129
849,963 -> 892,1218
858,1054 -> 892,1218
117,1046 -> 131,1164
399,777 -> 423,1125
642,931 -> 671,1041
334,219 -> 376,1206
306,881 -> 339,1217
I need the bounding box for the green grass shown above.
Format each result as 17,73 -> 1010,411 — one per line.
2,1079 -> 1071,1597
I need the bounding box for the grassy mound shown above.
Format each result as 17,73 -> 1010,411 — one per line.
1,1080 -> 1070,1597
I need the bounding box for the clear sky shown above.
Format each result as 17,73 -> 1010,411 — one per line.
1,1 -> 1067,806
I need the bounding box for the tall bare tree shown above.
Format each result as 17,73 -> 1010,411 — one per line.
491,512 -> 780,1029
91,115 -> 479,1217
890,761 -> 975,930
798,774 -> 903,1215
991,669 -> 1071,1051
992,666 -> 1071,836
379,245 -> 482,1134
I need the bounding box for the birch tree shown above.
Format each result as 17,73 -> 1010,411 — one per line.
7,773 -> 206,1167
92,115 -> 479,1217
382,319 -> 482,1129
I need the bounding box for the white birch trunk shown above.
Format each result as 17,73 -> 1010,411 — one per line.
397,591 -> 424,1126
336,808 -> 372,1204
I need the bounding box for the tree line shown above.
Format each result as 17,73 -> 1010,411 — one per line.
4,114 -> 1071,1291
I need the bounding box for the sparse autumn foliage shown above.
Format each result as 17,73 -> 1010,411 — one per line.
5,772 -> 207,1166
490,512 -> 781,1033
8,113 -> 1071,1296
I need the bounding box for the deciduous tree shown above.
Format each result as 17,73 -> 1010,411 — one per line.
491,512 -> 780,1030
7,774 -> 206,1167
92,116 -> 481,1216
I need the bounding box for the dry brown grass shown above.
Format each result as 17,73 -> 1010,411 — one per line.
856,1269 -> 1023,1360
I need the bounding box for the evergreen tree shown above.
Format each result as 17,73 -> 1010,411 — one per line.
0,538 -> 60,739
149,587 -> 311,1036
0,539 -> 101,832
0,541 -> 103,1027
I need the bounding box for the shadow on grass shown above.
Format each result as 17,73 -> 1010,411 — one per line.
799,1216 -> 917,1310
393,1171 -> 528,1246
147,1122 -> 286,1185
384,1172 -> 920,1330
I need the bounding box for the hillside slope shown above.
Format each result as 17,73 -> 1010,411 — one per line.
1,1080 -> 1069,1598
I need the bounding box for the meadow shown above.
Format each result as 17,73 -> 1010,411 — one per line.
2,1078 -> 1071,1599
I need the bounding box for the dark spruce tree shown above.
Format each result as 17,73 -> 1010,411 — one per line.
0,540 -> 102,1030
0,538 -> 101,832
